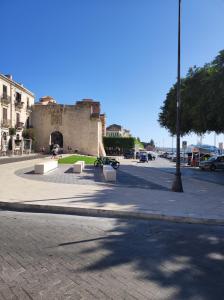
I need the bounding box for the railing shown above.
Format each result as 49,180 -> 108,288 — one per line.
15,101 -> 24,109
1,119 -> 10,128
1,94 -> 11,105
16,122 -> 24,130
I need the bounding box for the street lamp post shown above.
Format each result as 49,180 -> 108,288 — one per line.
172,0 -> 183,192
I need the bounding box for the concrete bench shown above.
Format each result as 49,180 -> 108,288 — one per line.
73,162 -> 83,173
73,161 -> 85,173
35,160 -> 58,174
103,165 -> 116,182
77,160 -> 85,170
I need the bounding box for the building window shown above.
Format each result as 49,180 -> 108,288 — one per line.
26,117 -> 30,129
3,108 -> 7,122
15,92 -> 21,103
3,132 -> 7,141
16,113 -> 20,125
3,85 -> 7,97
27,97 -> 30,107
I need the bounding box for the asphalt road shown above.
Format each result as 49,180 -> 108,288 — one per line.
136,158 -> 224,186
0,211 -> 224,300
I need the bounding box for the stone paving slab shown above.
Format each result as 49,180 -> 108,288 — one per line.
2,211 -> 224,300
15,164 -> 169,191
0,158 -> 224,225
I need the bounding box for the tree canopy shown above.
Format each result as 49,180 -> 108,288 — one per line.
149,139 -> 155,147
158,50 -> 224,136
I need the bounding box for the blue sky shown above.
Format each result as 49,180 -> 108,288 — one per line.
1,0 -> 224,147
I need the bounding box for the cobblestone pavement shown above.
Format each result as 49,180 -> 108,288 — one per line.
0,211 -> 224,300
15,165 -> 168,191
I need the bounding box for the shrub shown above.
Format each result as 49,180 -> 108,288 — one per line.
9,128 -> 16,136
22,128 -> 35,141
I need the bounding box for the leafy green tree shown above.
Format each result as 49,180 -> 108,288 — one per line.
149,139 -> 155,148
103,137 -> 135,155
158,50 -> 224,135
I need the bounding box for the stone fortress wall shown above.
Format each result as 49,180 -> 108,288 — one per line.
31,98 -> 106,156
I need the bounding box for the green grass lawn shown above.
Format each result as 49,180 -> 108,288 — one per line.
58,155 -> 96,165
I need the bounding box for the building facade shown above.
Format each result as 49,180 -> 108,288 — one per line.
0,74 -> 35,152
32,97 -> 106,156
106,124 -> 131,137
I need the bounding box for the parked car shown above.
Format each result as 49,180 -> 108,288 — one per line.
147,152 -> 156,160
124,151 -> 134,159
199,155 -> 224,171
167,152 -> 175,160
158,152 -> 168,158
139,152 -> 148,163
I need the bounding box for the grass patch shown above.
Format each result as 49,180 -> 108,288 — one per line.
58,155 -> 96,165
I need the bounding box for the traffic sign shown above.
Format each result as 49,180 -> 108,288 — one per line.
182,141 -> 187,149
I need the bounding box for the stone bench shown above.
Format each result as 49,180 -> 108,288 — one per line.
78,160 -> 85,170
73,161 -> 85,173
34,160 -> 58,174
103,165 -> 116,182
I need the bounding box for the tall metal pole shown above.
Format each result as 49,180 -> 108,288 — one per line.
172,0 -> 183,192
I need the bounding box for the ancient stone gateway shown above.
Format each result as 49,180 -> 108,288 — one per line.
31,97 -> 106,156
50,131 -> 63,148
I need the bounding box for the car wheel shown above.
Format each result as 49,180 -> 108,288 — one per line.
210,164 -> 216,171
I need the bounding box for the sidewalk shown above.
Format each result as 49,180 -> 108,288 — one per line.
0,157 -> 224,225
0,153 -> 42,164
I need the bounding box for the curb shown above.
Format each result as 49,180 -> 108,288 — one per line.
0,201 -> 224,226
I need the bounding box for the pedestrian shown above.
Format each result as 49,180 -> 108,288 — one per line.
51,144 -> 58,159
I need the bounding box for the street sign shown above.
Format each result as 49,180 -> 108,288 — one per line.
182,141 -> 187,149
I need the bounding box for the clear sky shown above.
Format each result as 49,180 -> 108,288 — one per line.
1,0 -> 224,147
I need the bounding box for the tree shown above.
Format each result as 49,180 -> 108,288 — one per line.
22,128 -> 35,141
158,50 -> 224,135
103,137 -> 136,155
149,139 -> 155,148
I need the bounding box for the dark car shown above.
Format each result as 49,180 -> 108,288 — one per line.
124,151 -> 134,159
199,155 -> 224,171
148,153 -> 153,161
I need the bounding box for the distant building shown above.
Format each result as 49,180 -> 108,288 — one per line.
106,124 -> 131,137
0,74 -> 34,151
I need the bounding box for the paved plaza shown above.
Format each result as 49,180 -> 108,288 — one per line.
0,157 -> 224,223
0,210 -> 224,300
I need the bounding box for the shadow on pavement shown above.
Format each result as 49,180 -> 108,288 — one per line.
76,218 -> 224,300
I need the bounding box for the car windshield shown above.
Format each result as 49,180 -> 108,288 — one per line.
208,157 -> 216,162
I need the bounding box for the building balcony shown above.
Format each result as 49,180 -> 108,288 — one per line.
1,119 -> 10,128
15,101 -> 24,110
16,122 -> 24,130
1,94 -> 11,106
26,105 -> 32,113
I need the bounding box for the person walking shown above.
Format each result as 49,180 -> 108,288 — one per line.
51,144 -> 59,159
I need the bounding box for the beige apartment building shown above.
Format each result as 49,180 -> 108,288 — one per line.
0,74 -> 35,151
